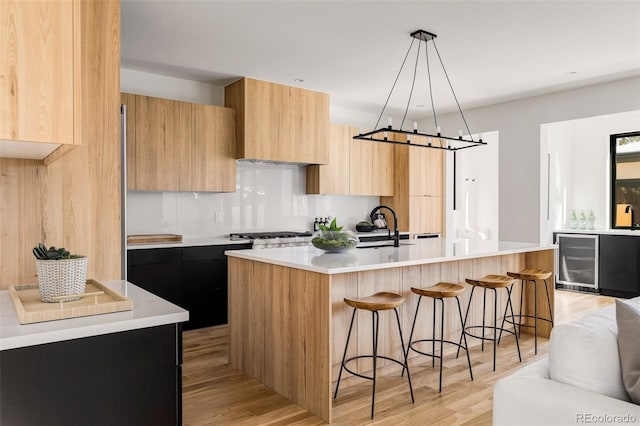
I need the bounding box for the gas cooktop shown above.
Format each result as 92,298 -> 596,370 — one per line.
229,231 -> 313,241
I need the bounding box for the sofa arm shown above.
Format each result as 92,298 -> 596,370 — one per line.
494,359 -> 640,426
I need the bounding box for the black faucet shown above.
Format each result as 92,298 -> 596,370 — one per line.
370,205 -> 400,247
625,205 -> 635,228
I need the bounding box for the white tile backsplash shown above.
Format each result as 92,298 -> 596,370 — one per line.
127,162 -> 379,238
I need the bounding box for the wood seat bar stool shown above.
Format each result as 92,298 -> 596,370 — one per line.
456,275 -> 521,371
403,283 -> 473,392
498,269 -> 554,355
334,292 -> 414,418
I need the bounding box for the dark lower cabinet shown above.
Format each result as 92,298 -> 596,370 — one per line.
127,244 -> 250,330
127,248 -> 182,305
1,325 -> 182,426
182,246 -> 230,329
599,235 -> 640,298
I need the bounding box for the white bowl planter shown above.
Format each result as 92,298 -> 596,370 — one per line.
36,257 -> 88,303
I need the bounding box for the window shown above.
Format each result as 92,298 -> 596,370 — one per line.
611,131 -> 640,229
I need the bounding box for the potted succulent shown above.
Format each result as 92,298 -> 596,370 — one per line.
311,218 -> 359,252
32,243 -> 88,303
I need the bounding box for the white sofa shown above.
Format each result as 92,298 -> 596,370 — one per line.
493,297 -> 640,426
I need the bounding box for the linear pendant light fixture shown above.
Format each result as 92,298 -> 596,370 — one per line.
354,29 -> 486,151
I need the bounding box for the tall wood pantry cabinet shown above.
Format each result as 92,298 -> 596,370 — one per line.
381,136 -> 445,236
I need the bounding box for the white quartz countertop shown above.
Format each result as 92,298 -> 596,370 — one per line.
127,236 -> 252,250
127,231 -> 415,250
0,281 -> 189,351
555,229 -> 640,236
225,238 -> 556,274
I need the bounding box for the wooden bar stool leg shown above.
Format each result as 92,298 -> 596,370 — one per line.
456,296 -> 473,381
334,307 -> 357,399
394,308 -> 414,402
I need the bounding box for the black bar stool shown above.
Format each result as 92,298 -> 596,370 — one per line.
457,274 -> 521,371
498,268 -> 554,354
403,283 -> 473,392
334,292 -> 414,419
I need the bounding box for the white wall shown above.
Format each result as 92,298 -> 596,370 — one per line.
121,68 -> 225,105
540,110 -> 640,243
425,76 -> 640,243
121,68 -> 380,237
448,131 -> 500,240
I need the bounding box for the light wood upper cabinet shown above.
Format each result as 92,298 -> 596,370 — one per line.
225,78 -> 329,164
372,141 -> 395,196
191,103 -> 236,192
349,129 -> 374,196
0,0 -> 75,147
307,124 -> 350,195
350,130 -> 394,196
308,125 -> 394,196
121,93 -> 137,189
131,95 -> 191,191
123,93 -> 236,192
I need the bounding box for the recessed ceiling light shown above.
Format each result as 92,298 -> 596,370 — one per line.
294,78 -> 304,83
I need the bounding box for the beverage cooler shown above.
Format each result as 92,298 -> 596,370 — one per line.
554,233 -> 599,290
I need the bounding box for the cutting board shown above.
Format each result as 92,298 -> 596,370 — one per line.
616,204 -> 632,227
127,234 -> 183,244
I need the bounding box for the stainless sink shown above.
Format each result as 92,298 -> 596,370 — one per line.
356,242 -> 415,249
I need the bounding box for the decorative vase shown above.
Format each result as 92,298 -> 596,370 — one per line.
36,257 -> 88,303
311,229 -> 359,252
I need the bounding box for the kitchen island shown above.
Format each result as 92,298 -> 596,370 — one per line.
226,238 -> 556,423
0,281 -> 188,425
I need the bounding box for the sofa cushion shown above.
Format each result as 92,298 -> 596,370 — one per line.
616,299 -> 640,404
549,304 -> 631,402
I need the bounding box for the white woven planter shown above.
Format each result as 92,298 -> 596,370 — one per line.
36,257 -> 88,303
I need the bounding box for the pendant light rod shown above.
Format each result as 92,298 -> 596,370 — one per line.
355,29 -> 484,151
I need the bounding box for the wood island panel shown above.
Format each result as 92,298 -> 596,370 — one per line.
523,249 -> 556,337
228,258 -> 332,422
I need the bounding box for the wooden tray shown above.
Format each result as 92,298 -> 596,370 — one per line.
127,234 -> 183,244
9,279 -> 133,325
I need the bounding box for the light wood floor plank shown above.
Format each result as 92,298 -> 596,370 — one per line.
183,290 -> 613,425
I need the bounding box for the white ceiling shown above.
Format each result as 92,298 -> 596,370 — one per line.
121,0 -> 640,120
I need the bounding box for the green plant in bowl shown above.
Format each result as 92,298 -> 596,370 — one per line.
312,218 -> 359,252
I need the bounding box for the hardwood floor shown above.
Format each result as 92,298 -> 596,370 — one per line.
182,290 -> 614,425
